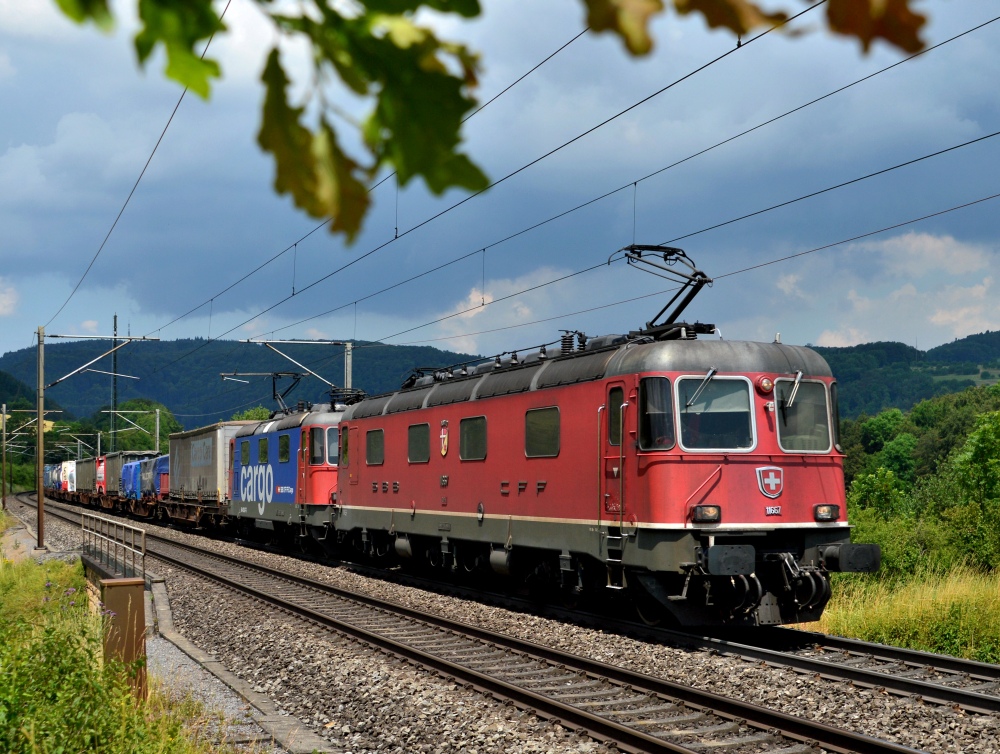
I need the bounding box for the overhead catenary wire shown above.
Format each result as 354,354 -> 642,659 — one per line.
369,189 -> 1000,350
142,3 -> 825,374
45,0 -> 234,329
146,27 -> 590,340
233,14 -> 996,344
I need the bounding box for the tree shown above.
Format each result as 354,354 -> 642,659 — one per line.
55,0 -> 927,240
92,399 -> 183,453
231,406 -> 272,421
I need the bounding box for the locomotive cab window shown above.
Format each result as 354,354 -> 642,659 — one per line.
775,379 -> 831,452
608,387 -> 624,446
460,416 -> 487,461
525,407 -> 560,458
310,427 -> 325,465
240,440 -> 249,466
327,427 -> 339,464
366,429 -> 385,465
639,377 -> 675,450
339,427 -> 349,467
257,438 -> 268,463
677,376 -> 754,451
408,423 -> 430,463
279,435 -> 290,463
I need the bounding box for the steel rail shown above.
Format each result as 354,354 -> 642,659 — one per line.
14,494 -> 983,738
140,534 -> 920,754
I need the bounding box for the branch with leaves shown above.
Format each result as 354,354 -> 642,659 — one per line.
55,0 -> 928,241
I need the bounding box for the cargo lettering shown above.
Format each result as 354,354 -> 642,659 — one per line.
190,438 -> 214,467
240,464 -> 274,515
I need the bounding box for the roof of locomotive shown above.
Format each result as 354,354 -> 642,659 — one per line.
341,337 -> 833,421
233,404 -> 345,438
605,338 -> 832,378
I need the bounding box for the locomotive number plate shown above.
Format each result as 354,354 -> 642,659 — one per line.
765,506 -> 782,516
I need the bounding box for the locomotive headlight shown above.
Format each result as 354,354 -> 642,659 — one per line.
692,505 -> 722,523
756,376 -> 774,394
814,504 -> 840,521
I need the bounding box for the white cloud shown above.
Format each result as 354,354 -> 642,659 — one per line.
0,0 -> 73,38
0,278 -> 18,316
816,328 -> 871,347
858,231 -> 991,278
80,319 -> 99,333
776,273 -> 804,298
0,112 -> 152,209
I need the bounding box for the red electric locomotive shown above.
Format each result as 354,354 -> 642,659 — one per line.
332,247 -> 879,627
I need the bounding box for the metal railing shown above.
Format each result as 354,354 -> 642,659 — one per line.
81,513 -> 146,578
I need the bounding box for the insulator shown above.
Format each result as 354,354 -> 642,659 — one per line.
494,355 -> 502,367
538,345 -> 547,359
511,352 -> 518,365
577,332 -> 588,351
560,333 -> 574,355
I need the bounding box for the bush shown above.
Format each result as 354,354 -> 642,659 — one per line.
0,559 -> 248,754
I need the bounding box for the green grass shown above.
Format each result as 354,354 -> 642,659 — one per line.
809,566 -> 1000,663
0,558 -> 265,753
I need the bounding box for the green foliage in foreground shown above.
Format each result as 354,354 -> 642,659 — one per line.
0,559 -> 248,754
818,567 -> 1000,664
847,402 -> 1000,579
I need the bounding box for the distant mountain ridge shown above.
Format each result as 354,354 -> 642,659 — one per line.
1,331 -> 998,426
0,339 -> 479,429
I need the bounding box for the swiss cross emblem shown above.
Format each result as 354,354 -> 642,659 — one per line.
440,420 -> 449,457
756,466 -> 783,499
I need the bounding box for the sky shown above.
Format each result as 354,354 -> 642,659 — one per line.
1,0 -> 999,389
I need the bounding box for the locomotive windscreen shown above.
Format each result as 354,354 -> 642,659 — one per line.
677,377 -> 753,450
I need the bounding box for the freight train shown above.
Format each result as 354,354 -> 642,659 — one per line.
43,247 -> 880,627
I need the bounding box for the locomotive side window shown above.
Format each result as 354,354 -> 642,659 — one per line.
310,427 -> 325,465
525,407 -> 560,458
677,377 -> 753,451
279,434 -> 291,463
831,382 -> 842,451
366,429 -> 385,465
608,387 -> 624,446
240,440 -> 249,466
339,427 -> 349,467
258,438 -> 268,462
327,427 -> 338,464
408,423 -> 431,463
460,416 -> 487,461
639,377 -> 675,450
775,380 -> 831,452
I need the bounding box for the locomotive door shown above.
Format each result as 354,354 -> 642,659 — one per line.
601,382 -> 631,524
297,429 -> 308,505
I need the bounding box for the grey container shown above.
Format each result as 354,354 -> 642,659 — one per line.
76,457 -> 97,494
168,422 -> 258,502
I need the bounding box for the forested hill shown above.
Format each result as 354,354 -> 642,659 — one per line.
814,332 -> 1000,418
0,339 -> 478,429
3,331 -> 999,426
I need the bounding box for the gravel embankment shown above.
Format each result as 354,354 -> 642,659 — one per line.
13,497 -> 1000,753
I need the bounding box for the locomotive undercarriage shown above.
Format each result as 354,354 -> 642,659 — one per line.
305,505 -> 879,627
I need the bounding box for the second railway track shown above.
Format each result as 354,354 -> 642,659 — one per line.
17,493 -> 931,754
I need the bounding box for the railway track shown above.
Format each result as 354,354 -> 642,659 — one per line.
18,493 -> 1000,717
15,492 -> 924,754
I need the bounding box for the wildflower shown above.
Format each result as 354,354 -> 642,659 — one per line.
44,581 -> 52,588
64,587 -> 76,595
69,601 -> 76,606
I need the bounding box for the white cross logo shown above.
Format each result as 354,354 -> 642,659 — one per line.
756,466 -> 783,499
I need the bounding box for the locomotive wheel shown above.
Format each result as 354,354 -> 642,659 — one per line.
631,583 -> 667,627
